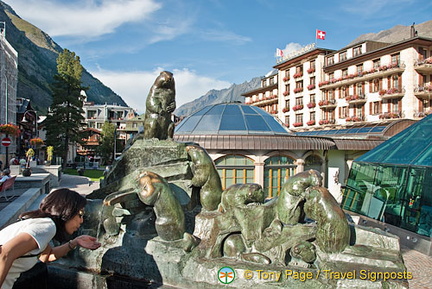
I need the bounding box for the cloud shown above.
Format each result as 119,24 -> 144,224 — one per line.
6,0 -> 162,38
91,67 -> 231,114
199,29 -> 252,45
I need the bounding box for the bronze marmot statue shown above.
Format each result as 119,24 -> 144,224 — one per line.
144,71 -> 176,140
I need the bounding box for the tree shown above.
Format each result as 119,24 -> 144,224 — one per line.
98,121 -> 116,165
45,49 -> 87,169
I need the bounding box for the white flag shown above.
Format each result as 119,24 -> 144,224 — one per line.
276,48 -> 284,57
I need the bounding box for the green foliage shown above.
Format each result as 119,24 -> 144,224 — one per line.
45,49 -> 87,168
98,121 -> 116,165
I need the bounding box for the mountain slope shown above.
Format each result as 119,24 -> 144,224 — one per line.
348,20 -> 432,46
0,2 -> 127,113
174,77 -> 261,117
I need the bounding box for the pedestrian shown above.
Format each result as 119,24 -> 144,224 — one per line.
0,188 -> 101,289
9,156 -> 16,166
0,168 -> 11,185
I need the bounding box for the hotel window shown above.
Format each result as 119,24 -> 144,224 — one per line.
296,81 -> 303,90
329,72 -> 334,81
353,45 -> 362,56
285,99 -> 290,109
373,59 -> 381,69
391,53 -> 400,66
285,70 -> 290,78
339,106 -> 349,118
296,65 -> 303,74
261,79 -> 266,87
87,110 -> 96,119
357,64 -> 363,74
327,56 -> 334,66
370,101 -> 382,115
295,113 -> 303,124
215,155 -> 255,190
357,82 -> 365,96
285,83 -> 290,95
285,116 -> 290,127
310,94 -> 316,104
304,155 -> 323,172
269,77 -> 275,85
310,111 -> 316,121
310,60 -> 316,70
342,69 -> 348,78
419,47 -> 427,60
295,97 -> 303,106
264,156 -> 296,198
340,51 -> 347,61
389,99 -> 401,114
340,86 -> 348,98
310,76 -> 316,86
370,79 -> 381,93
391,74 -> 401,89
353,105 -> 364,117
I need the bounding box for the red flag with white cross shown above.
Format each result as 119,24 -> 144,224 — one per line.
316,29 -> 326,40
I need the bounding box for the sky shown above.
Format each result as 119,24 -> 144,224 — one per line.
4,0 -> 432,113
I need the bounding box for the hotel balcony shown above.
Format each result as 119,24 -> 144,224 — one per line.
318,99 -> 336,109
379,88 -> 405,100
379,111 -> 403,120
345,115 -> 364,122
318,62 -> 405,89
345,94 -> 366,104
248,94 -> 278,105
414,57 -> 432,74
414,85 -> 432,100
318,119 -> 336,125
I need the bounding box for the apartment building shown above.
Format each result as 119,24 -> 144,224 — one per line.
244,36 -> 432,131
78,99 -> 136,163
0,24 -> 18,165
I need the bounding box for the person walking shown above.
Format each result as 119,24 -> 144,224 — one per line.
0,188 -> 101,289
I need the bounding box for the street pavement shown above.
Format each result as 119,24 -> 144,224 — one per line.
57,173 -> 101,195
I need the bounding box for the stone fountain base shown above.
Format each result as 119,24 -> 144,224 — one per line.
48,200 -> 409,289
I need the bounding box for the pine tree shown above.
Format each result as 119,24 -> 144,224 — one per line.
45,49 -> 87,168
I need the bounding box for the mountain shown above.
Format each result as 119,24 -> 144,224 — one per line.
175,77 -> 261,117
0,2 -> 127,113
348,20 -> 432,46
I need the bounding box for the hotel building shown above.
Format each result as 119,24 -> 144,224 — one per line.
243,36 -> 432,131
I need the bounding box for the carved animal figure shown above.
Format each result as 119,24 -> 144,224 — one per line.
303,186 -> 350,253
144,71 -> 176,140
186,144 -> 222,211
219,183 -> 265,213
136,171 -> 185,241
276,169 -> 322,225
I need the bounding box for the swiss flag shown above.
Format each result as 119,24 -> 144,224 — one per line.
316,29 -> 326,40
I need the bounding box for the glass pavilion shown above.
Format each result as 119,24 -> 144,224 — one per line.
342,115 -> 432,237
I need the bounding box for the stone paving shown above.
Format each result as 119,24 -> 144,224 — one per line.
401,246 -> 432,289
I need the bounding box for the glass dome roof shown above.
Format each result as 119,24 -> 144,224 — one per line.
175,102 -> 291,135
356,114 -> 432,166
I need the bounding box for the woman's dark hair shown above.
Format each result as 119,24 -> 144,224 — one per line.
19,188 -> 87,242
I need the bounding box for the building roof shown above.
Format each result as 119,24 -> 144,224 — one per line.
296,119 -> 416,139
173,102 -> 400,152
355,114 -> 432,166
175,102 -> 291,136
174,134 -> 336,151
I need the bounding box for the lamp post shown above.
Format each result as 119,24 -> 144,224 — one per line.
21,110 -> 38,164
